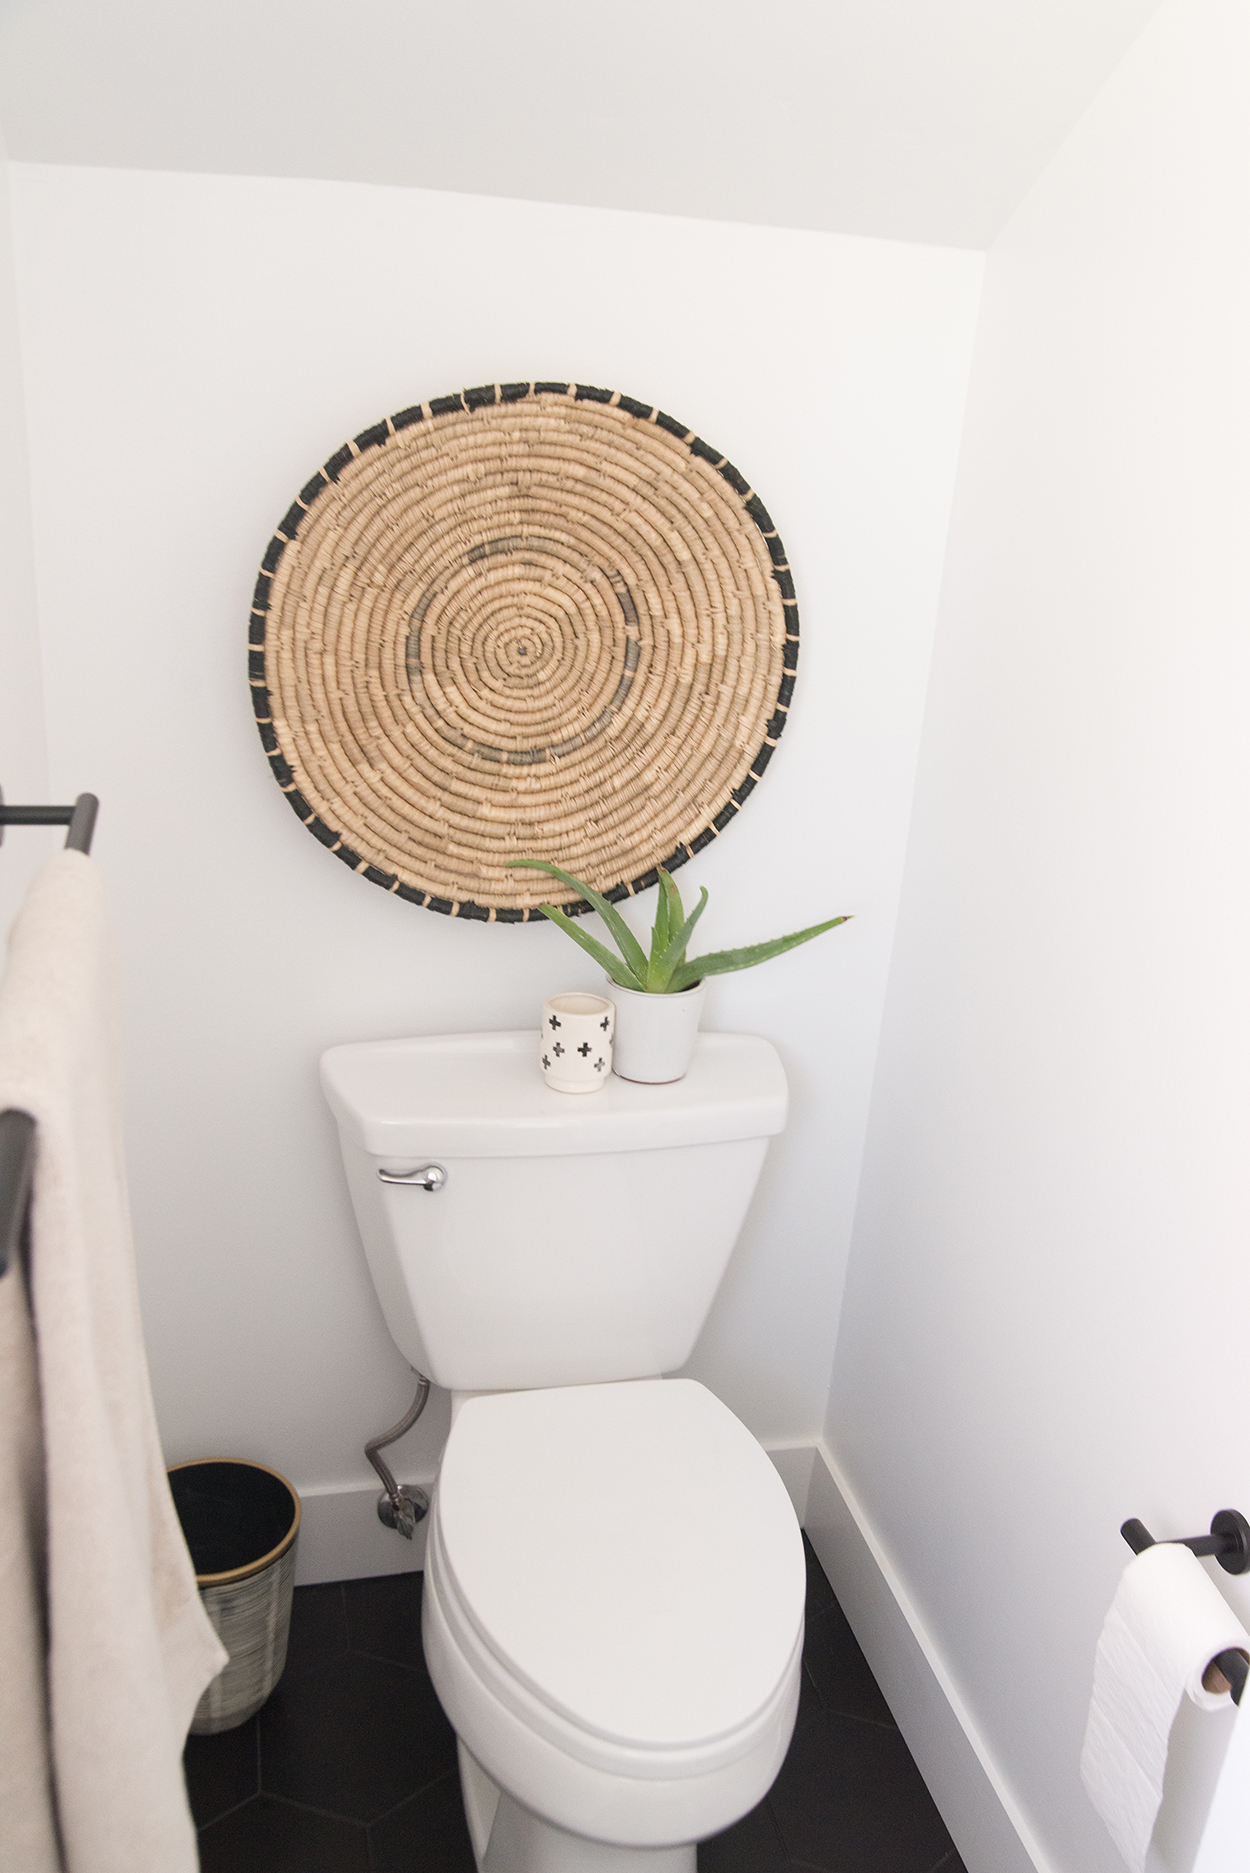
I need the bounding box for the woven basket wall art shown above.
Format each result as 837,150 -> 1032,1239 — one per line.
249,382 -> 798,920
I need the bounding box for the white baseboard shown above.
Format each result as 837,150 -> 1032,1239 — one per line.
804,1439 -> 1055,1873
294,1475 -> 435,1585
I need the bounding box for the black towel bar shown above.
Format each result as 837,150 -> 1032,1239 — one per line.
0,788 -> 99,1277
0,789 -> 98,854
0,1109 -> 35,1280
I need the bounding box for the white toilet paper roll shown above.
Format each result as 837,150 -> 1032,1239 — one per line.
1081,1543 -> 1250,1872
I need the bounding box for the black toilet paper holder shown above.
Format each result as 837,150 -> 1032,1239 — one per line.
1120,1509 -> 1250,1705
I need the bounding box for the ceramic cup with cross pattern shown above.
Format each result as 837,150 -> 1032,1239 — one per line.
539,993 -> 616,1093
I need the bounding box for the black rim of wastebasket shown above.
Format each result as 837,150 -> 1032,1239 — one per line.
167,1458 -> 302,1586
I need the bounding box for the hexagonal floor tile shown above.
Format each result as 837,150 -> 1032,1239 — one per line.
197,1794 -> 369,1873
370,1768 -> 477,1873
792,1658 -> 825,1737
182,1715 -> 258,1828
768,1710 -> 956,1873
803,1597 -> 897,1729
283,1580 -> 350,1682
260,1649 -> 456,1822
699,1796 -> 791,1873
344,1569 -> 425,1669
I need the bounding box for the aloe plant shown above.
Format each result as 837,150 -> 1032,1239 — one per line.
512,859 -> 849,993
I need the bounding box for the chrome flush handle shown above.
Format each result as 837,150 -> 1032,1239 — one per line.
377,1164 -> 447,1192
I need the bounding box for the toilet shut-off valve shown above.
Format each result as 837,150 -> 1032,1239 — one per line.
365,1369 -> 432,1538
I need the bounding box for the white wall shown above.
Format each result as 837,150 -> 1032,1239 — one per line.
8,165 -> 981,1531
0,120 -> 55,936
827,0 -> 1250,1867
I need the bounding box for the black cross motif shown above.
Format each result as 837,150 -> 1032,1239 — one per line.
599,1016 -> 610,1031
549,1015 -> 561,1030
553,1042 -> 564,1056
594,1058 -> 605,1071
542,1054 -> 551,1069
577,1042 -> 591,1057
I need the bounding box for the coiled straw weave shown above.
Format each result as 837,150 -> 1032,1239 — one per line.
249,383 -> 798,919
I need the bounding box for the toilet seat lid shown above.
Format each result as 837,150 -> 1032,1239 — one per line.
435,1379 -> 805,1752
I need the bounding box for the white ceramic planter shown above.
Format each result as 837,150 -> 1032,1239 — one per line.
607,978 -> 706,1083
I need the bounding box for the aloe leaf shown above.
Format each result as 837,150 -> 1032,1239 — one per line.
534,903 -> 644,991
648,888 -> 710,991
512,859 -> 650,985
659,868 -> 684,939
650,879 -> 670,966
668,915 -> 851,992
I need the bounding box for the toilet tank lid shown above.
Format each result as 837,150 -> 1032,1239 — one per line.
320,1031 -> 786,1158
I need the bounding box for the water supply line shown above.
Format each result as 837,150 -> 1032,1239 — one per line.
365,1369 -> 431,1539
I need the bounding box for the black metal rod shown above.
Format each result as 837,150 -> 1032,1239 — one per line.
1121,1518 -> 1155,1555
1121,1512 -> 1250,1576
0,793 -> 98,854
1213,1649 -> 1250,1705
65,794 -> 98,853
0,1109 -> 36,1280
0,806 -> 74,825
1181,1535 -> 1231,1559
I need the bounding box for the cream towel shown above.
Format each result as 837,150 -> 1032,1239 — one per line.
0,851 -> 226,1873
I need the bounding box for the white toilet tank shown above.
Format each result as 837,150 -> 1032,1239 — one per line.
321,1031 -> 787,1392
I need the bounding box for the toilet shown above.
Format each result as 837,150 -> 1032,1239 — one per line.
321,1029 -> 804,1873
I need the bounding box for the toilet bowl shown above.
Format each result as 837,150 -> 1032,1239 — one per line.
422,1380 -> 805,1871
321,1030 -> 798,1873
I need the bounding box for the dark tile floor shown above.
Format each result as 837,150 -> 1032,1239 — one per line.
184,1539 -> 965,1873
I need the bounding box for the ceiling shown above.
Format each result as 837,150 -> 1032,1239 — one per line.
0,0 -> 1161,248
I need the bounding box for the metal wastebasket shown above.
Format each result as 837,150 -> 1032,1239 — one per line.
168,1459 -> 301,1735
